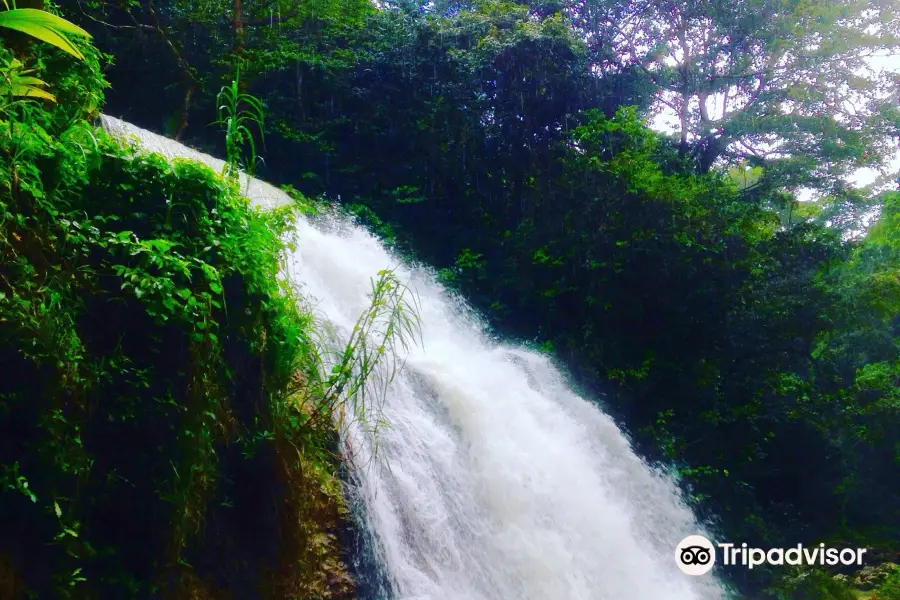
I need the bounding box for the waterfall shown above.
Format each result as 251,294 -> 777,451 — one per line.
101,116 -> 728,600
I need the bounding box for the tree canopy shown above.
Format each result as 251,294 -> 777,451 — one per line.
566,0 -> 900,186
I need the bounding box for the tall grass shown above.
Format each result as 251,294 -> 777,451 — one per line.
213,68 -> 265,186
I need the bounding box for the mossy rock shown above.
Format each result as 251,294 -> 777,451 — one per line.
853,564 -> 899,591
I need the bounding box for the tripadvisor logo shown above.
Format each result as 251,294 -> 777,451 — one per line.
675,535 -> 868,576
675,535 -> 717,576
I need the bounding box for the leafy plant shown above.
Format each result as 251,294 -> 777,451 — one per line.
0,56 -> 354,597
0,55 -> 53,102
0,2 -> 92,59
0,2 -> 94,115
766,569 -> 856,600
876,569 -> 900,600
213,68 -> 265,182
301,268 -> 422,445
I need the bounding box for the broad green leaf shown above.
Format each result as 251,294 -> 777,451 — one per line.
1,64 -> 56,102
7,82 -> 55,101
0,9 -> 92,60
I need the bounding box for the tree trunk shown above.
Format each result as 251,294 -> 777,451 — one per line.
174,84 -> 196,142
232,0 -> 245,60
679,96 -> 689,155
696,134 -> 723,173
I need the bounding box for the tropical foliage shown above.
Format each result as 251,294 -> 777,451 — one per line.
2,0 -> 899,596
0,2 -> 91,59
214,69 -> 265,180
0,1 -> 90,106
0,13 -> 414,599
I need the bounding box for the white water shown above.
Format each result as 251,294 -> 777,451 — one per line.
101,116 -> 728,600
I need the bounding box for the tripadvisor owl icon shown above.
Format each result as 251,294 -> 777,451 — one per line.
675,535 -> 716,576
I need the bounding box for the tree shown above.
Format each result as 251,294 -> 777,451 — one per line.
64,0 -> 372,138
564,0 -> 900,191
286,0 -> 601,259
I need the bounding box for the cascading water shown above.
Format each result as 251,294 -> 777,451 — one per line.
101,116 -> 729,600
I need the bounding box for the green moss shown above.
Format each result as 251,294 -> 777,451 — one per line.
873,569 -> 900,600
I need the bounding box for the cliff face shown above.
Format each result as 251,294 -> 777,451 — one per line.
0,41 -> 356,599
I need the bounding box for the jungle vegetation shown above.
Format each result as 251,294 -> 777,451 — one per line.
0,3 -> 417,598
2,0 -> 900,597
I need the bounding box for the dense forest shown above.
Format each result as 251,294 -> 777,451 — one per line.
2,0 -> 900,598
